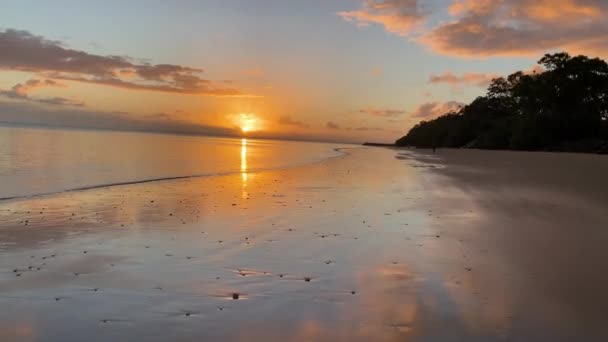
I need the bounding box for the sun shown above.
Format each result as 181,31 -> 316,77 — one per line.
238,113 -> 257,133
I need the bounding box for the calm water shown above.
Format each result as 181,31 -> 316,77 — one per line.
0,125 -> 346,199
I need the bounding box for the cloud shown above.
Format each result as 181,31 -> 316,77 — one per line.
353,126 -> 386,131
0,100 -> 238,137
410,101 -> 464,119
341,1 -> 608,57
0,79 -> 84,107
338,0 -> 426,36
324,121 -> 393,132
421,0 -> 608,57
0,29 -> 244,96
326,121 -> 340,129
278,115 -> 309,128
11,79 -> 65,95
34,97 -> 85,107
359,107 -> 406,117
49,74 -> 239,96
429,72 -> 497,88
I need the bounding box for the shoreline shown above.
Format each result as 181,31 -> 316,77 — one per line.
367,143 -> 608,156
1,147 -> 607,341
0,145 -> 354,204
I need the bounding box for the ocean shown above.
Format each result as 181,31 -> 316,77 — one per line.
0,125 -> 346,200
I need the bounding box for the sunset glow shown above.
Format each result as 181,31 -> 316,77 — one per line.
238,113 -> 258,133
2,1 -> 608,144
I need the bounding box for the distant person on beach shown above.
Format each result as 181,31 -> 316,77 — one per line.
432,145 -> 436,154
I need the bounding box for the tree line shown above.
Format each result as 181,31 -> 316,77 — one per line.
395,53 -> 608,153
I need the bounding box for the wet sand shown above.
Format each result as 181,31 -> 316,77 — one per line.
1,147 -> 607,341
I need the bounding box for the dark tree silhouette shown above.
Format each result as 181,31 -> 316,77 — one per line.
396,53 -> 608,153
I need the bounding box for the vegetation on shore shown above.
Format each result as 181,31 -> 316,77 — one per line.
396,53 -> 608,153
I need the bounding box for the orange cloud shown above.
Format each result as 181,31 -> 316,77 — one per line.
359,107 -> 406,117
410,101 -> 463,119
341,0 -> 608,57
11,79 -> 65,96
429,72 -> 497,88
338,0 -> 425,36
519,1 -> 601,22
422,0 -> 608,57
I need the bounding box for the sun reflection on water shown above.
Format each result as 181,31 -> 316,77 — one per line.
241,138 -> 248,198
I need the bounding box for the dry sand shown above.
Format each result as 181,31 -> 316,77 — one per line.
1,147 -> 607,341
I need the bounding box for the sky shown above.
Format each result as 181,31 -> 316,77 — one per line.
1,0 -> 607,143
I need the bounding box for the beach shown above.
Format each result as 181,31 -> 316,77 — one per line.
1,145 -> 607,341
